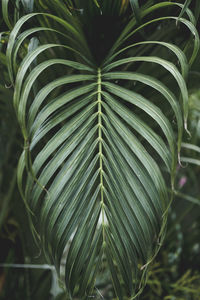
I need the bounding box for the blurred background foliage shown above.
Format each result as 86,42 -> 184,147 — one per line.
0,0 -> 200,299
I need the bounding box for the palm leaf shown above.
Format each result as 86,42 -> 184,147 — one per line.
4,1 -> 199,299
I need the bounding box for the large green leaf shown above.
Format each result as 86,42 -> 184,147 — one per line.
4,1 -> 199,299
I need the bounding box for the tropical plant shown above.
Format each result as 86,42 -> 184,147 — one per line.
1,0 -> 200,299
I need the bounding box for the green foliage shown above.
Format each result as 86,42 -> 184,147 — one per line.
0,0 -> 200,299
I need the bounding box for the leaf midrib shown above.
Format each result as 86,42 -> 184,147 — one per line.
97,68 -> 106,245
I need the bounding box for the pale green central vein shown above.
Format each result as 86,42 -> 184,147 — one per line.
97,68 -> 106,246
